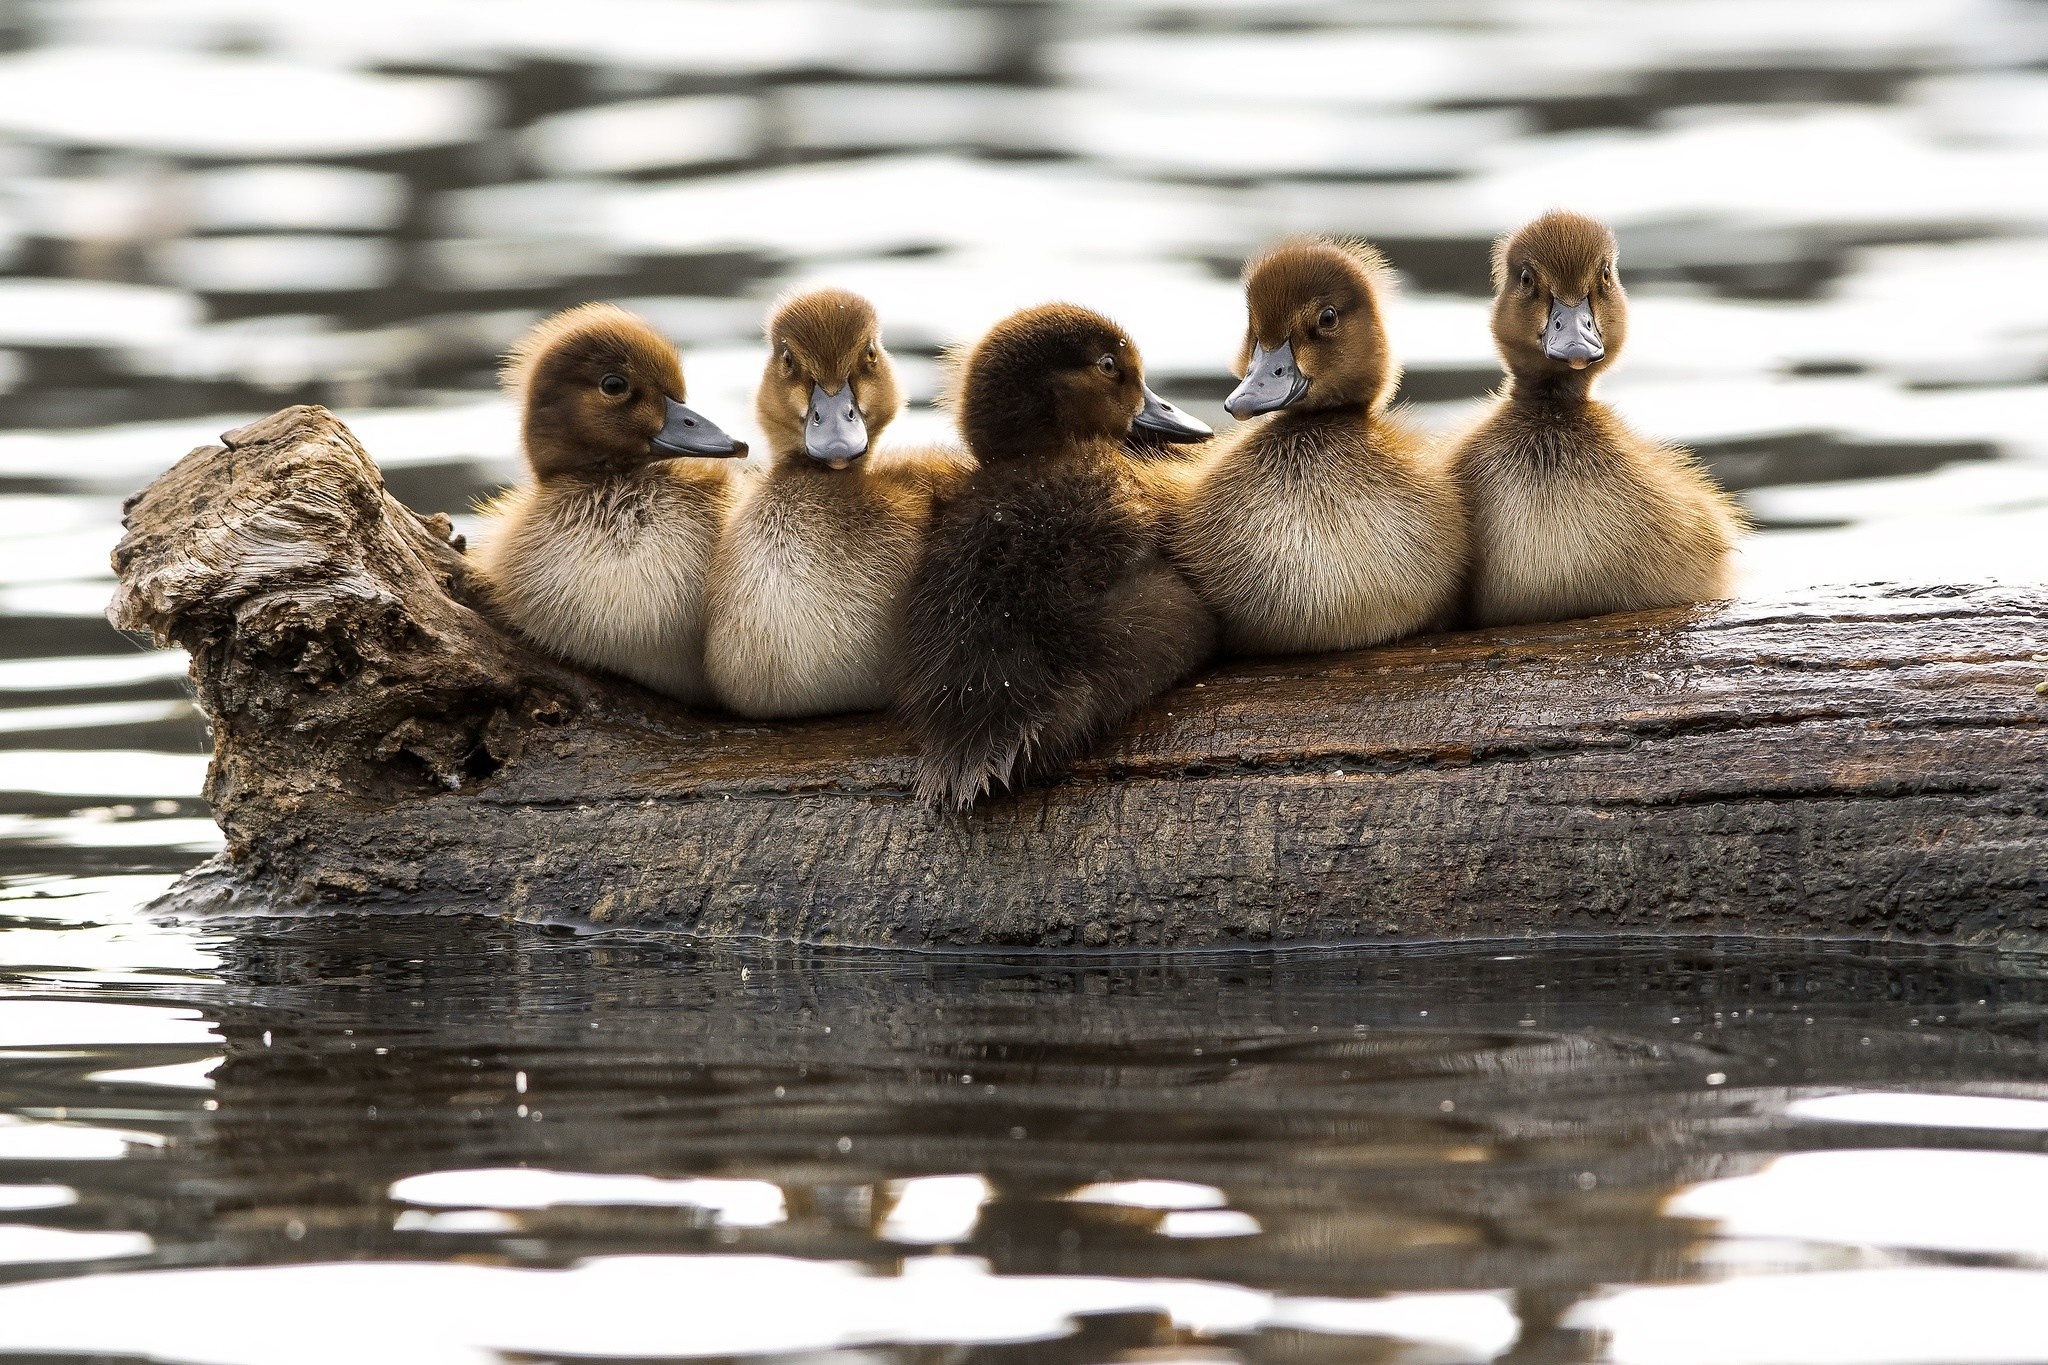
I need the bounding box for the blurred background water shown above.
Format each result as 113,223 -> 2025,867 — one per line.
4,0 -> 2048,1360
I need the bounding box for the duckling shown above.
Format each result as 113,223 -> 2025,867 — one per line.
1449,211 -> 1742,627
897,303 -> 1217,810
470,303 -> 746,703
704,288 -> 971,719
1174,236 -> 1468,655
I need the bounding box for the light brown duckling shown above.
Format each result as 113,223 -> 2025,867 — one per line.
1449,211 -> 1742,627
1174,236 -> 1468,655
703,288 -> 970,719
896,303 -> 1216,809
470,303 -> 746,703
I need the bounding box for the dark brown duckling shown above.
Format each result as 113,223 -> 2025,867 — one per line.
704,288 -> 970,719
1175,236 -> 1468,655
470,302 -> 746,703
1448,211 -> 1742,627
896,302 -> 1216,810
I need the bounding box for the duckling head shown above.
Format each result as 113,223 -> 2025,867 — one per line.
953,303 -> 1210,463
1226,237 -> 1399,420
756,288 -> 902,471
1490,211 -> 1626,388
504,302 -> 745,479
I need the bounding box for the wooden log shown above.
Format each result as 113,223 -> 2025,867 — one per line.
110,405 -> 2048,947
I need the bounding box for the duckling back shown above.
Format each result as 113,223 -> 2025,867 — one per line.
897,452 -> 1213,809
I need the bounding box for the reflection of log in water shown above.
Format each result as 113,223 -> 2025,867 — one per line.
110,406 -> 2047,945
180,931 -> 2048,1310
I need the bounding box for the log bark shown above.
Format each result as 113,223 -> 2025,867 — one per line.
110,405 -> 2048,947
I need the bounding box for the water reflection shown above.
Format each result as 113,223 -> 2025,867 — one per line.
7,891 -> 2048,1359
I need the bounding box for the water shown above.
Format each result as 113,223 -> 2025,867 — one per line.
5,0 -> 2048,1358
10,911 -> 2048,1363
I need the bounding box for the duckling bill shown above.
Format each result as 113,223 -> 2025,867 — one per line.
469,303 -> 746,704
1449,211 -> 1742,627
896,302 -> 1215,809
1176,236 -> 1468,656
704,287 -> 971,719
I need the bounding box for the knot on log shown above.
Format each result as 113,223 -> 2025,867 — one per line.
112,407 -> 443,636
107,406 -> 609,867
108,406 -> 2048,946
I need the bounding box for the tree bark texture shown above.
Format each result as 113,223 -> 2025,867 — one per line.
109,406 -> 2048,948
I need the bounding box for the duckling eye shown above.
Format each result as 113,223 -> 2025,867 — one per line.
1601,262 -> 1615,287
599,373 -> 629,398
1317,306 -> 1339,330
865,344 -> 878,365
1096,354 -> 1117,377
1518,266 -> 1534,294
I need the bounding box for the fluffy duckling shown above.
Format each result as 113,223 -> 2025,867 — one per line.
1174,236 -> 1468,655
704,288 -> 970,719
470,303 -> 746,703
897,303 -> 1216,809
1450,211 -> 1741,627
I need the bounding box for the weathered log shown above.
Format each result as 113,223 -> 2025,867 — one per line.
110,405 -> 2048,947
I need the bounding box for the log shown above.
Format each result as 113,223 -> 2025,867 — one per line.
110,405 -> 2048,948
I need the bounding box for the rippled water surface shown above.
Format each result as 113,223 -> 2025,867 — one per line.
4,0 -> 2048,1358
10,902 -> 2048,1363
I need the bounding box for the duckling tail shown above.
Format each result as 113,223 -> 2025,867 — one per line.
908,707 -> 1045,811
896,647 -> 1061,811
